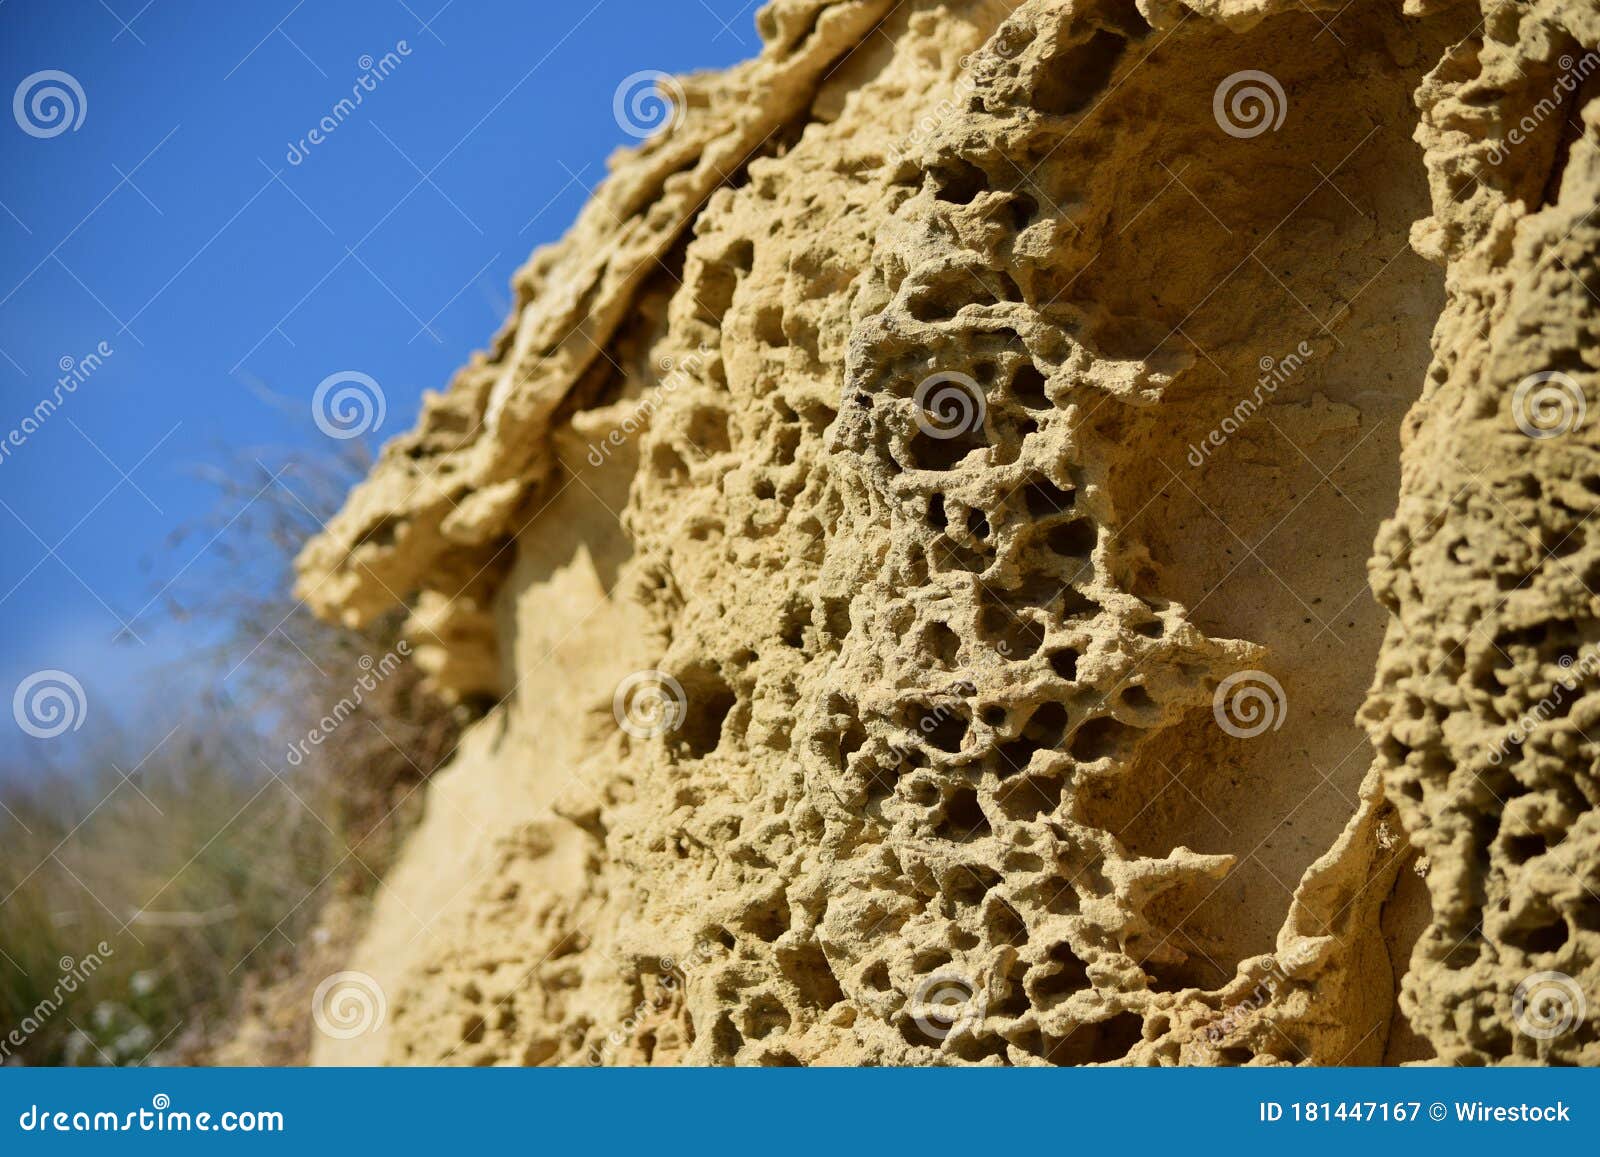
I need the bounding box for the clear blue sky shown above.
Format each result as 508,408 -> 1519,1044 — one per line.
0,0 -> 760,769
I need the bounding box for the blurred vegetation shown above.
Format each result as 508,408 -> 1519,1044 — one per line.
0,445 -> 462,1065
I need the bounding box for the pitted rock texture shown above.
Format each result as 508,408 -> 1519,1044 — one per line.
1361,0 -> 1600,1065
297,0 -> 1599,1065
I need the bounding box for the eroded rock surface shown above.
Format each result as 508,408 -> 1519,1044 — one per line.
298,0 -> 1600,1065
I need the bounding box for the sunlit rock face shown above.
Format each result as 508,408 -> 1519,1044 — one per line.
297,0 -> 1600,1067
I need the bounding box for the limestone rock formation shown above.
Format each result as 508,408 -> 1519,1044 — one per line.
296,0 -> 1600,1065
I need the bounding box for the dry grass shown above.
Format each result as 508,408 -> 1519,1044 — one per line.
0,447 -> 461,1065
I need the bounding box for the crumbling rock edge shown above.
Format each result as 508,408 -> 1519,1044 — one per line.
296,0 -> 1600,1066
